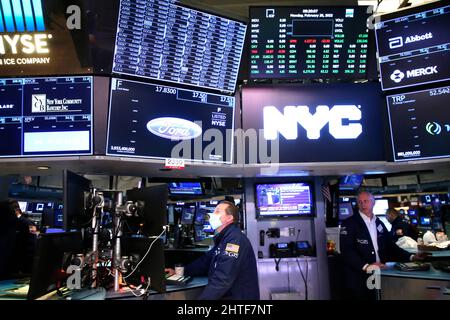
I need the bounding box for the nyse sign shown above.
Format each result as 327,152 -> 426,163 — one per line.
263,105 -> 363,140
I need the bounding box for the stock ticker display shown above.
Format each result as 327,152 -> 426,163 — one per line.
0,76 -> 93,157
249,6 -> 370,80
113,0 -> 247,94
375,2 -> 450,91
387,86 -> 450,162
107,78 -> 235,163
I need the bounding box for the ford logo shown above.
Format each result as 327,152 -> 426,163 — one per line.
146,117 -> 202,140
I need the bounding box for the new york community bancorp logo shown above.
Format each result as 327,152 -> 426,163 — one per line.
146,117 -> 203,141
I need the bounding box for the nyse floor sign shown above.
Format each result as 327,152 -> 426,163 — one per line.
241,83 -> 385,163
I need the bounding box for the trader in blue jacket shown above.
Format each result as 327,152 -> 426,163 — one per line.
166,201 -> 260,300
340,191 -> 426,300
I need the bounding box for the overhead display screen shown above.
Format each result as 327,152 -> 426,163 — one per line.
0,76 -> 93,157
387,86 -> 450,162
249,6 -> 370,80
112,0 -> 247,94
0,0 -> 118,76
107,78 -> 235,163
241,83 -> 385,163
375,1 -> 450,91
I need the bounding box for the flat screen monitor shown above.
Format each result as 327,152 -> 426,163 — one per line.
241,82 -> 385,163
339,175 -> 364,190
63,170 -> 91,231
53,203 -> 64,228
107,78 -> 235,163
126,184 -> 168,237
255,182 -> 314,218
18,201 -> 28,212
420,216 -> 431,226
113,0 -> 246,94
339,202 -> 354,220
249,6 -> 371,80
408,209 -> 418,217
387,86 -> 450,162
0,0 -> 118,77
28,231 -> 83,300
374,0 -> 450,91
168,182 -> 203,195
0,76 -> 93,157
120,236 -> 166,293
373,199 -> 389,216
181,205 -> 196,224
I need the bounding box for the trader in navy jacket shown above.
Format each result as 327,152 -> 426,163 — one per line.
340,191 -> 426,300
166,201 -> 260,300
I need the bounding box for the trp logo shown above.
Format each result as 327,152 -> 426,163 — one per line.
263,105 -> 363,140
0,0 -> 45,32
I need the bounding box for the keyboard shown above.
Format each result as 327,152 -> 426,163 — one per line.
394,262 -> 431,272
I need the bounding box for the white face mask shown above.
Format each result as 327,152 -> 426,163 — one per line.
209,213 -> 223,230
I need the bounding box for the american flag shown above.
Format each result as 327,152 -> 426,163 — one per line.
321,183 -> 332,203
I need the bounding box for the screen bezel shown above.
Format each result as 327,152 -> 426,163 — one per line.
374,0 -> 450,91
247,5 -> 372,81
254,181 -> 315,219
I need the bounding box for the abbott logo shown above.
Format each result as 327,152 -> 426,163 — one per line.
388,33 -> 433,49
390,70 -> 405,83
0,0 -> 45,32
389,36 -> 403,49
31,94 -> 46,113
263,105 -> 362,140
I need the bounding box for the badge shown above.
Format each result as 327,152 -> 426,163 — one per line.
225,243 -> 240,254
357,239 -> 369,245
377,224 -> 384,233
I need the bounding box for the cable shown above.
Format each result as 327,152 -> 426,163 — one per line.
125,277 -> 151,297
296,257 -> 308,300
123,227 -> 167,279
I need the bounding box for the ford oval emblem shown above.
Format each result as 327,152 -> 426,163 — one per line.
146,117 -> 202,140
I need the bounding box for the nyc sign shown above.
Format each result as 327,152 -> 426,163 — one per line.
263,105 -> 363,140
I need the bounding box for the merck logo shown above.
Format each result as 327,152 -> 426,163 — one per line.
0,0 -> 45,32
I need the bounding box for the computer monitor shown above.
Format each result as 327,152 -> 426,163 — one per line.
339,202 -> 354,220
18,201 -> 27,213
255,182 -> 314,218
339,175 -> 364,190
120,236 -> 166,293
420,216 -> 431,226
27,232 -> 83,300
168,183 -> 204,196
373,199 -> 389,216
63,170 -> 92,231
126,184 -> 168,237
181,206 -> 196,225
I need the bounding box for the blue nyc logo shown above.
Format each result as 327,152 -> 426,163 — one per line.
0,0 -> 45,32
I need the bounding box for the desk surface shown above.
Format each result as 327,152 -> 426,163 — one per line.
381,262 -> 450,281
405,249 -> 450,258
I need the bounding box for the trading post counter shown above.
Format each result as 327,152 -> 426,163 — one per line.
0,277 -> 208,300
380,262 -> 450,300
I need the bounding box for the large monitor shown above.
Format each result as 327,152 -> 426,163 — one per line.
112,0 -> 246,94
373,199 -> 389,216
387,86 -> 450,162
339,175 -> 364,190
107,78 -> 235,163
63,170 -> 91,231
168,182 -> 203,195
249,6 -> 371,80
126,184 -> 168,237
255,182 -> 314,218
28,231 -> 84,300
374,0 -> 450,91
0,76 -> 93,157
241,82 -> 385,163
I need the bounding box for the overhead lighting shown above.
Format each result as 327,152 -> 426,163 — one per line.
37,166 -> 50,170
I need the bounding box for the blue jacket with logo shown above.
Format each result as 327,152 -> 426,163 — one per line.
340,213 -> 411,297
184,223 -> 260,300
